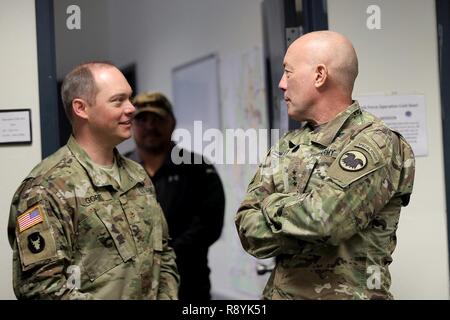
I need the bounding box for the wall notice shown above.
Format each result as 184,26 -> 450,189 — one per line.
0,109 -> 32,145
355,95 -> 428,156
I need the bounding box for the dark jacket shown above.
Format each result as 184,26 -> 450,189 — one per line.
125,144 -> 225,300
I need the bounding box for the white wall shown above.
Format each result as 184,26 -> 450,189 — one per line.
0,0 -> 42,299
105,0 -> 263,99
328,0 -> 449,299
54,0 -> 264,95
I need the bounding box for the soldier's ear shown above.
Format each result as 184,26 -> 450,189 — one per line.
314,64 -> 328,88
72,98 -> 89,120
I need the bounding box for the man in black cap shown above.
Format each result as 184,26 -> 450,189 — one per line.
125,92 -> 225,300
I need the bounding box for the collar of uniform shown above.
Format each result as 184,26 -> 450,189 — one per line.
115,151 -> 147,191
67,135 -> 136,188
310,101 -> 362,147
285,123 -> 313,146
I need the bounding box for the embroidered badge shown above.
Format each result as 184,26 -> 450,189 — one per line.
339,150 -> 367,171
27,232 -> 45,254
17,204 -> 44,233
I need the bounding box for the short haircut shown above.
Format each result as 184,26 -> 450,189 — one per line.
61,61 -> 115,123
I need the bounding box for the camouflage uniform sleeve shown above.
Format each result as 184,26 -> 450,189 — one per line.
235,148 -> 300,259
261,131 -> 405,246
156,210 -> 180,300
8,183 -> 95,300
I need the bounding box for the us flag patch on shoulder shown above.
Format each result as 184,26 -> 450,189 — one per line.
17,204 -> 44,233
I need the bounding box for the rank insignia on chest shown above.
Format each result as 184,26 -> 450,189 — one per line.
27,232 -> 45,254
17,204 -> 44,233
339,150 -> 367,171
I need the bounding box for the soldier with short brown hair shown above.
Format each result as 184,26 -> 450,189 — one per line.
8,62 -> 179,299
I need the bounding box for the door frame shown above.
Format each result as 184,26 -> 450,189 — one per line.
436,0 -> 450,279
35,0 -> 60,158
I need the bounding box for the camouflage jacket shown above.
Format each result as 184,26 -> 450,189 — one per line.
235,102 -> 415,300
8,136 -> 179,299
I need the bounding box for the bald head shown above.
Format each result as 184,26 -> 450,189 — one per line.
288,31 -> 358,93
279,31 -> 359,124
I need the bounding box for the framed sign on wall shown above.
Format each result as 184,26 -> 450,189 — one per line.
0,109 -> 32,145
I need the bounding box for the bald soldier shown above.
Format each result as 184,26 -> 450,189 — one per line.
235,31 -> 415,300
8,62 -> 179,299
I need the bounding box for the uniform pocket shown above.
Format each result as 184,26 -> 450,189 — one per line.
294,158 -> 317,193
77,206 -> 136,281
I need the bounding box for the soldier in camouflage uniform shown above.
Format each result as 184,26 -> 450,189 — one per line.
8,62 -> 179,299
235,31 -> 415,299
